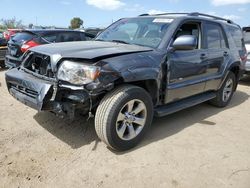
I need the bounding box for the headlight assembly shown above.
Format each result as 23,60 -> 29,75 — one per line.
57,60 -> 100,85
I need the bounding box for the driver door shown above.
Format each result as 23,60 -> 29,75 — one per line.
166,21 -> 208,103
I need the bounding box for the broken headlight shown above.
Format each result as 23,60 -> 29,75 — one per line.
57,60 -> 100,85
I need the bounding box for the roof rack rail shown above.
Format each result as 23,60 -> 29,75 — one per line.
139,12 -> 189,17
188,12 -> 233,24
139,13 -> 150,16
139,12 -> 236,25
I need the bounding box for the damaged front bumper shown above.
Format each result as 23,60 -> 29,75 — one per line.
5,68 -> 91,118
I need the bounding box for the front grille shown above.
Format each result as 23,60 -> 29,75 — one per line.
9,83 -> 38,99
0,49 -> 7,57
23,52 -> 54,78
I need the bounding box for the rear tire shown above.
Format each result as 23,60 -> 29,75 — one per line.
209,71 -> 236,107
95,85 -> 153,151
0,60 -> 5,68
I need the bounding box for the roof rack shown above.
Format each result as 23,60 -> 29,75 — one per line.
188,12 -> 233,24
139,12 -> 235,24
139,12 -> 189,17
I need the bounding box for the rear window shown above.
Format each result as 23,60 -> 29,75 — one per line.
227,25 -> 244,48
12,32 -> 35,42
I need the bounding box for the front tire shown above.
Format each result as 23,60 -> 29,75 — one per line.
209,71 -> 236,107
95,85 -> 153,151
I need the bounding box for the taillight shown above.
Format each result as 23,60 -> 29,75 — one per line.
3,32 -> 9,40
240,46 -> 248,63
240,54 -> 248,63
21,40 -> 39,53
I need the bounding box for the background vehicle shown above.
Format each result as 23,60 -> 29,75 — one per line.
5,13 -> 244,151
0,46 -> 7,68
3,29 -> 22,41
243,26 -> 250,74
83,27 -> 104,36
75,27 -> 104,36
5,29 -> 95,68
0,31 -> 7,68
0,31 -> 7,46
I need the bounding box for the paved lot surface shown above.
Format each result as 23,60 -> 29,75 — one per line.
0,69 -> 250,188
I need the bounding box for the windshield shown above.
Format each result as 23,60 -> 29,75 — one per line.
96,17 -> 172,48
244,31 -> 250,44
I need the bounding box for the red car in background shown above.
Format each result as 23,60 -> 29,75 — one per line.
3,29 -> 22,41
5,29 -> 95,68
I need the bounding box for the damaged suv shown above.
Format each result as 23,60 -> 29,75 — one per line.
5,13 -> 245,151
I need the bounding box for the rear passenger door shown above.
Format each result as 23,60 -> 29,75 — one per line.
203,22 -> 230,91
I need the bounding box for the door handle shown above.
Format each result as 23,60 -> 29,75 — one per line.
223,51 -> 229,56
200,53 -> 207,59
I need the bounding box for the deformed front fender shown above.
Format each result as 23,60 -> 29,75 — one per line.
97,51 -> 165,84
118,67 -> 160,82
93,51 -> 166,105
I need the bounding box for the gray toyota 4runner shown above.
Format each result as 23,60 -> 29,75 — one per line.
5,13 -> 246,151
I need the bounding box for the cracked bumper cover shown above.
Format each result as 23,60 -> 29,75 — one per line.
5,68 -> 54,111
5,68 -> 90,115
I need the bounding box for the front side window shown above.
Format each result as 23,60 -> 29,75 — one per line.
204,23 -> 227,49
96,17 -> 172,48
173,22 -> 201,49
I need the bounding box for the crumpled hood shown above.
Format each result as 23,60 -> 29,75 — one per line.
30,41 -> 153,60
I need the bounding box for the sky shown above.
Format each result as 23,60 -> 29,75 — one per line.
0,0 -> 250,28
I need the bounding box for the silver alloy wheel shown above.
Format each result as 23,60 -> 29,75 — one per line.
222,78 -> 233,102
116,99 -> 147,141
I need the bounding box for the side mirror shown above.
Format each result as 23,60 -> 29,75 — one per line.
172,35 -> 197,50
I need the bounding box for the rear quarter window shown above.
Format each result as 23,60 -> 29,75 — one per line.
227,25 -> 244,49
243,29 -> 250,44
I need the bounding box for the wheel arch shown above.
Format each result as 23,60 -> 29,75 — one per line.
114,78 -> 159,106
219,62 -> 240,91
228,62 -> 241,91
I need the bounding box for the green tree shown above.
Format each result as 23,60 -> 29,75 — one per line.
70,17 -> 83,29
1,17 -> 23,29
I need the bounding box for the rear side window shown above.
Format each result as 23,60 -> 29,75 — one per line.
12,32 -> 35,42
204,23 -> 227,49
57,32 -> 82,42
42,33 -> 57,43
